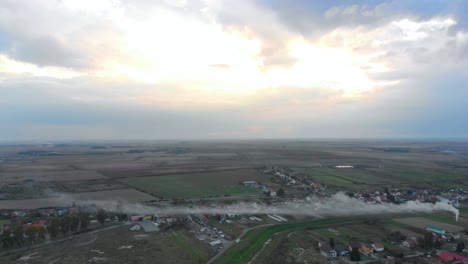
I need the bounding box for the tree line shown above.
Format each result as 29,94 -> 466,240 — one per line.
1,212 -> 90,250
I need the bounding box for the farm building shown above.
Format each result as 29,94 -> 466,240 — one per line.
243,181 -> 257,187
427,226 -> 446,235
210,240 -> 222,247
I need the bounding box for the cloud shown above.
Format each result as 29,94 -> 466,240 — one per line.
0,0 -> 468,140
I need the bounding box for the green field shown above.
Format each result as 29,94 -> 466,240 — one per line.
120,169 -> 270,199
0,219 -> 10,226
215,217 -> 363,264
169,230 -> 211,263
292,164 -> 468,191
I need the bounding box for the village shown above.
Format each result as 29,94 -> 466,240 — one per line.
0,166 -> 467,263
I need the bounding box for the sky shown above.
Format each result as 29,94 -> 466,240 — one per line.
0,0 -> 467,141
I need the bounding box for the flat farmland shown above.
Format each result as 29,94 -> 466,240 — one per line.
0,188 -> 157,209
0,170 -> 107,182
0,225 -> 214,264
394,217 -> 464,232
0,162 -> 73,172
101,165 -> 260,179
292,167 -> 397,190
119,169 -> 270,199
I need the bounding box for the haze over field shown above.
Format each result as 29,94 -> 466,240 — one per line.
1,0 -> 468,140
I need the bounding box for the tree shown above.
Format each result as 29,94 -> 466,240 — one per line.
434,239 -> 442,249
350,246 -> 361,261
1,229 -> 13,249
456,242 -> 465,253
388,231 -> 405,242
329,238 -> 335,249
423,232 -> 434,250
60,215 -> 73,235
71,215 -> 80,232
48,218 -> 60,239
79,212 -> 90,231
37,226 -> 46,240
12,225 -> 24,248
96,209 -> 108,225
277,188 -> 285,197
25,226 -> 37,244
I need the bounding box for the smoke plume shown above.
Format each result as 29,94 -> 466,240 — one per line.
58,192 -> 459,221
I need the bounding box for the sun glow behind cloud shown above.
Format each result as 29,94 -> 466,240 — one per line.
1,0 -> 468,140
92,9 -> 383,97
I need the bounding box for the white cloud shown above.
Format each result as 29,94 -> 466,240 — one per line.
1,1 -> 468,140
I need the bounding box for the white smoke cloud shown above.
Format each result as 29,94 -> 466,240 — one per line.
58,192 -> 459,221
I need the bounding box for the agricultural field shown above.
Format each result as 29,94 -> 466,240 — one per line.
215,217 -> 363,264
119,169 -> 271,199
253,230 -> 327,264
0,225 -> 214,264
0,219 -> 10,226
0,170 -> 107,182
394,217 -> 465,232
0,188 -> 157,209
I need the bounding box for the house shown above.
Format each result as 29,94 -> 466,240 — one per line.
402,239 -> 417,249
319,244 -> 337,259
455,258 -> 468,264
55,208 -> 68,216
318,241 -> 328,248
38,208 -> 55,216
360,244 -> 374,255
334,245 -> 350,256
243,181 -> 257,188
130,215 -> 144,221
347,242 -> 360,252
144,215 -> 153,221
438,251 -> 463,263
372,243 -> 385,252
427,226 -> 445,235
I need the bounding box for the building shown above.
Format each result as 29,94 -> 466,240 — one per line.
334,245 -> 350,256
371,243 -> 384,252
438,251 -> 463,263
360,244 -> 374,255
427,226 -> 446,235
210,240 -> 222,247
130,215 -> 144,221
243,181 -> 258,188
319,244 -> 337,259
402,239 -> 417,249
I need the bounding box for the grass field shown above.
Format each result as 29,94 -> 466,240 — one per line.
169,230 -> 212,263
120,169 -> 270,199
292,163 -> 468,190
214,217 -> 363,264
394,217 -> 464,232
0,224 -> 214,264
0,219 -> 10,226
